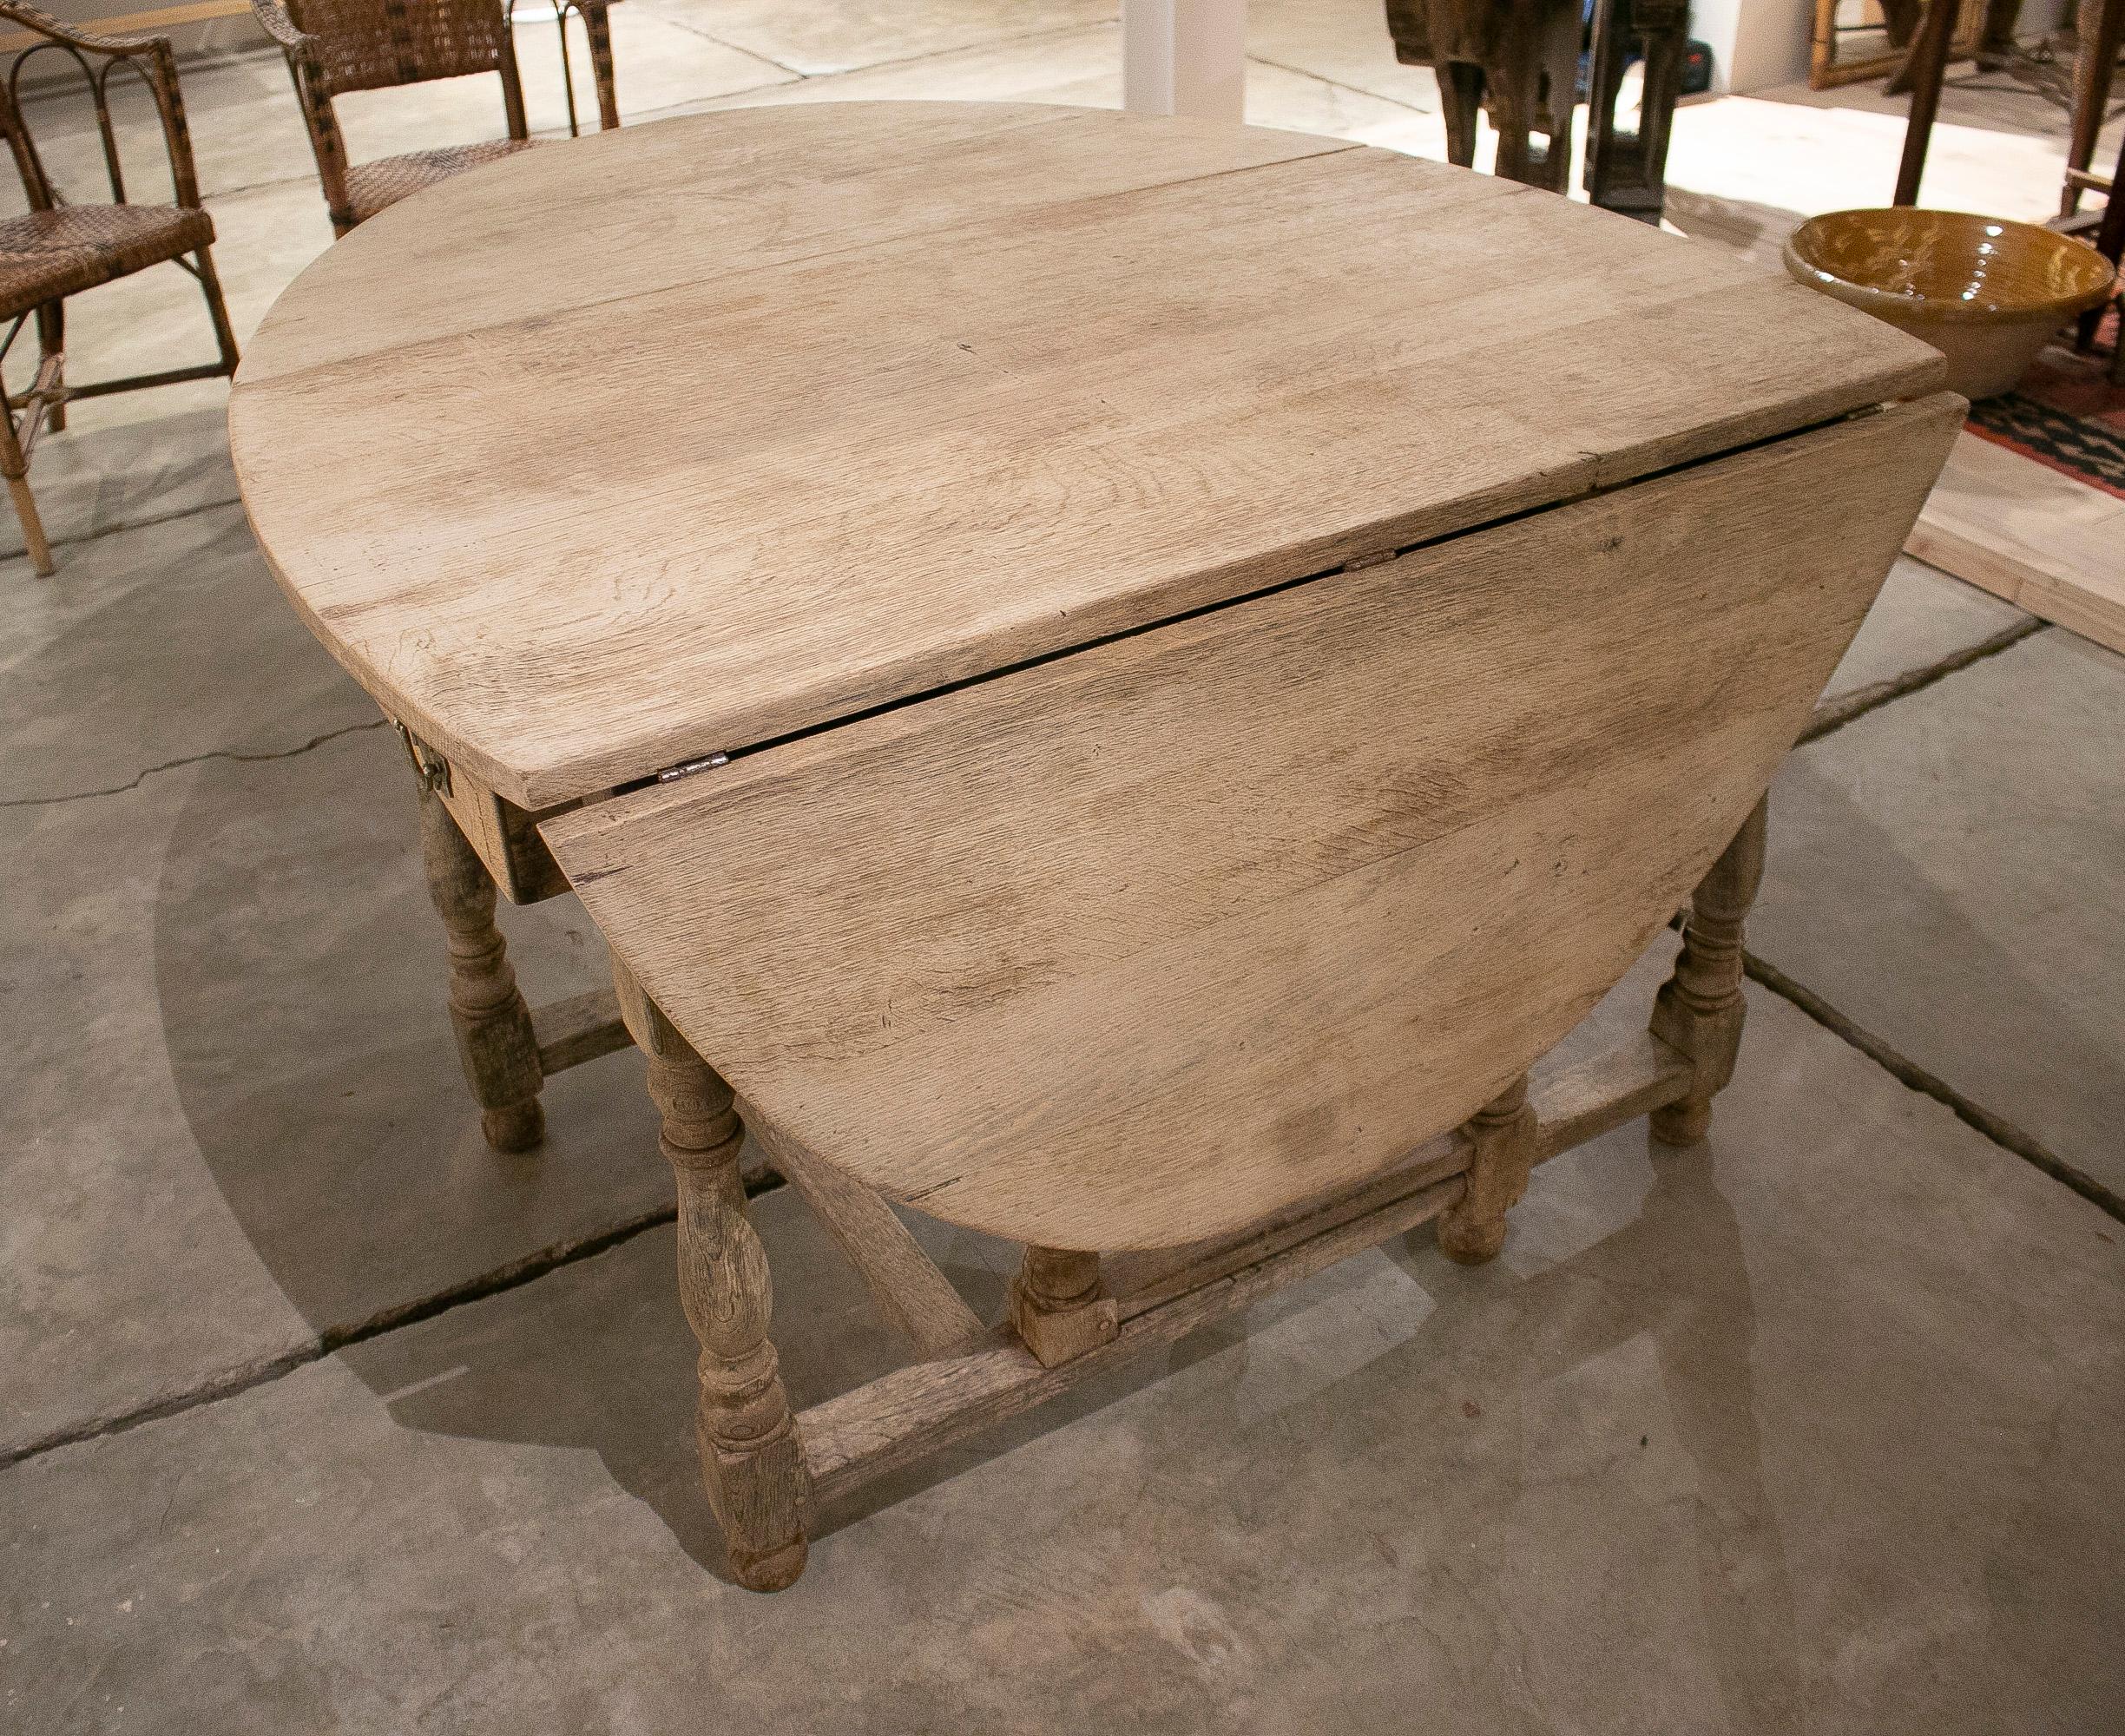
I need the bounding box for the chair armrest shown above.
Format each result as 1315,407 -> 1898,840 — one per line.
250,0 -> 319,55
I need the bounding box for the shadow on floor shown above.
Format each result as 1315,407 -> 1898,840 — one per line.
1759,745 -> 2122,1186
148,705 -> 670,1344
319,1105 -> 1801,1736
144,684 -> 1796,1724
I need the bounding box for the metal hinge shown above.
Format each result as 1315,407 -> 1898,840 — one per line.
393,721 -> 452,795
655,752 -> 730,783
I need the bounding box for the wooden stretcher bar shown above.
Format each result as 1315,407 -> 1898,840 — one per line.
800,1027 -> 1694,1509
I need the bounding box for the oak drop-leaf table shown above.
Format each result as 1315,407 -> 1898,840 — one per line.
230,101 -> 1959,1590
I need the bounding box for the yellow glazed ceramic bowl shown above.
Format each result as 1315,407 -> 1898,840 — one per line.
1783,208 -> 2115,400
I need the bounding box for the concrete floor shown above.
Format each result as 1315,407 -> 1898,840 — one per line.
3,2 -> 2122,1730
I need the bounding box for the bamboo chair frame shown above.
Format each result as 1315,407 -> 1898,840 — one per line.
253,0 -> 617,238
0,0 -> 238,575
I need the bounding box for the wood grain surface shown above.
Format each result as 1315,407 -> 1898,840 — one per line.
545,394 -> 1963,1250
1908,430 -> 2125,657
230,101 -> 1947,809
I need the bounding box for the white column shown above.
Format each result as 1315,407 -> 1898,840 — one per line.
1122,0 -> 1247,122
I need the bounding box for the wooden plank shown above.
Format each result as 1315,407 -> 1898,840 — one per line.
231,103 -> 1947,809
546,396 -> 1962,1252
1530,1032 -> 1694,1161
1907,430 -> 2125,657
746,1112 -> 987,1358
233,105 -> 1356,388
802,1176 -> 1465,1509
530,985 -> 631,1075
805,1026 -> 1695,1503
1108,1136 -> 1471,1318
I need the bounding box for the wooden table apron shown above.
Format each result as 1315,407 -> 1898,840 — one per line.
229,101 -> 1960,1588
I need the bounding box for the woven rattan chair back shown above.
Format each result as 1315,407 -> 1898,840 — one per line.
255,0 -> 616,236
287,0 -> 517,95
0,1 -> 238,575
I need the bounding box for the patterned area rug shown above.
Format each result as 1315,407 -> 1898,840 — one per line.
1965,304 -> 2125,500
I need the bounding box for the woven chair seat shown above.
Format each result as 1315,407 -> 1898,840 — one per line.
0,203 -> 214,321
345,136 -> 537,226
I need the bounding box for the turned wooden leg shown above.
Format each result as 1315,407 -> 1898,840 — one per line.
416,780 -> 544,1152
615,963 -> 809,1590
1009,1245 -> 1118,1367
1649,796 -> 1768,1146
1437,1075 -> 1537,1264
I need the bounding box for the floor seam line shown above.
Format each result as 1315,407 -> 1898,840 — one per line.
0,717 -> 388,809
8,960 -> 2108,1463
1799,616 -> 2048,746
0,1174 -> 787,1470
652,14 -> 1129,87
624,13 -> 807,76
616,74 -> 801,115
1245,53 -> 1439,116
203,166 -> 321,201
1741,948 -> 2125,1224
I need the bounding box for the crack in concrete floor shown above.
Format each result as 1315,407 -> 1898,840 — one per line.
0,1197 -> 701,1469
1744,949 -> 2125,1223
1799,618 -> 2048,745
0,718 -> 389,809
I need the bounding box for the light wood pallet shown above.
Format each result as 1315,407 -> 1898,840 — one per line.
1908,430 -> 2125,657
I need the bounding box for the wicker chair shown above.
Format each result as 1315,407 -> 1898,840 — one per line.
253,0 -> 618,238
0,2 -> 238,575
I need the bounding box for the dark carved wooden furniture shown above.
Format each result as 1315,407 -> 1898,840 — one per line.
1385,0 -> 1583,192
250,0 -> 618,237
1893,0 -> 1964,204
232,104 -> 1958,1591
1583,0 -> 1690,221
2076,121 -> 2125,374
1813,0 -> 2022,92
1893,0 -> 2121,209
0,0 -> 238,575
2061,0 -> 2124,216
1384,0 -> 1688,220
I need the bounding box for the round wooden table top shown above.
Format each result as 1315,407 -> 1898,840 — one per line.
230,101 -> 1936,812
